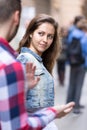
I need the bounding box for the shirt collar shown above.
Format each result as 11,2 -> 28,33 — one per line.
0,37 -> 18,58
21,47 -> 42,62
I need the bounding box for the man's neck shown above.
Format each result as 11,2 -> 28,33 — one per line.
0,24 -> 9,41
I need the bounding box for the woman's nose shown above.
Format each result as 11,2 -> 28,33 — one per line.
43,36 -> 48,42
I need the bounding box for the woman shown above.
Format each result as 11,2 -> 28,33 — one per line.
17,14 -> 60,129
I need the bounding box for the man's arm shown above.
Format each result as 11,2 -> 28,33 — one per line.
26,101 -> 75,129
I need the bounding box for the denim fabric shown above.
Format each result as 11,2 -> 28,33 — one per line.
17,47 -> 54,111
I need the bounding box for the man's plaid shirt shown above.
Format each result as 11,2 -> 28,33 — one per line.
0,37 -> 57,130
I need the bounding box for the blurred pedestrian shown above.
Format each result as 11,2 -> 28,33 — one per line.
57,27 -> 68,86
66,18 -> 87,114
67,15 -> 85,42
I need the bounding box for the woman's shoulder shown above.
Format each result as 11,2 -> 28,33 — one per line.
17,52 -> 36,63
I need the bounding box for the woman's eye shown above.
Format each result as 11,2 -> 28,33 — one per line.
38,32 -> 44,36
48,35 -> 54,39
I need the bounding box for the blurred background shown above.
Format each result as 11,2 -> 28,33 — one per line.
10,0 -> 87,49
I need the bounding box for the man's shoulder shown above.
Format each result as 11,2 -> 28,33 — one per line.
0,59 -> 25,90
0,46 -> 24,76
0,46 -> 16,65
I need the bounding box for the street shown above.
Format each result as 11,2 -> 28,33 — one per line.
53,63 -> 87,130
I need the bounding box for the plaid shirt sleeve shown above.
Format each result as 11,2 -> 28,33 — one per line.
0,61 -> 57,130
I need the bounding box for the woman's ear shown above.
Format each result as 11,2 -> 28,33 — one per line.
30,34 -> 32,38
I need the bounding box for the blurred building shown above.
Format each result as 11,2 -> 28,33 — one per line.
10,0 -> 84,49
22,0 -> 84,25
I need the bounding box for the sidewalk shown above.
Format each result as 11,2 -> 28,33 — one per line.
53,64 -> 87,130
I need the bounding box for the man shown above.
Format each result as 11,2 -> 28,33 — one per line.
0,0 -> 75,130
66,19 -> 87,114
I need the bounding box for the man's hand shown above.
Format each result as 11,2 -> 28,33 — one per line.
25,62 -> 40,89
53,102 -> 75,118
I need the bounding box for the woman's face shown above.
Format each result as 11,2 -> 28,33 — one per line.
29,22 -> 55,56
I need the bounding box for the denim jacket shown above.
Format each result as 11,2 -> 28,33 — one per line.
17,47 -> 54,112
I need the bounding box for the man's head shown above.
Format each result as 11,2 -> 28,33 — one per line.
73,15 -> 85,25
0,0 -> 21,42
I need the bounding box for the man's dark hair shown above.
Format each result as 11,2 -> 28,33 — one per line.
73,15 -> 85,25
0,0 -> 21,23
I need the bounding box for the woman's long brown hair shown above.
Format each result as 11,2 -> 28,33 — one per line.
17,14 -> 61,74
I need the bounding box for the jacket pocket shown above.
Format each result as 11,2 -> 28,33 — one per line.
35,68 -> 44,76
